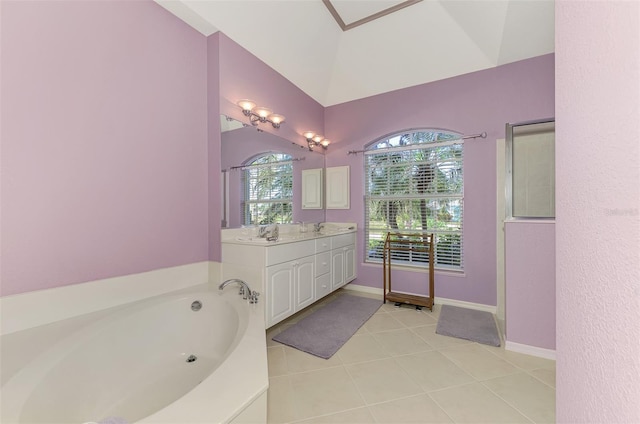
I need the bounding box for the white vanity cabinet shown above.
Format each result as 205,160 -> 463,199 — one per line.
266,254 -> 315,327
331,233 -> 357,290
221,227 -> 357,329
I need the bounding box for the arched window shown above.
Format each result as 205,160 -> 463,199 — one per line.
364,129 -> 464,270
242,152 -> 293,225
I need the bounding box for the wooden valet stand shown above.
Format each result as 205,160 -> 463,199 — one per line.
383,232 -> 434,311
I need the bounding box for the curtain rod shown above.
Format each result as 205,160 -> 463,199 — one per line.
347,132 -> 487,155
227,156 -> 305,171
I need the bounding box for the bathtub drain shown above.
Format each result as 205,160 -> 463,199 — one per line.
186,354 -> 197,363
191,300 -> 202,311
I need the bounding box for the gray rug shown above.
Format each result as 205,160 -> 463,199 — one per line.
272,294 -> 382,359
436,305 -> 501,346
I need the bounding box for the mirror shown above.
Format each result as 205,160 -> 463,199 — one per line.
220,115 -> 326,228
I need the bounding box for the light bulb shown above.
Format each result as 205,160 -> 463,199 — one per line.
253,107 -> 272,118
269,114 -> 285,125
237,99 -> 256,112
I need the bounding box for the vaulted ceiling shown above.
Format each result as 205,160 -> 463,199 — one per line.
156,0 -> 554,107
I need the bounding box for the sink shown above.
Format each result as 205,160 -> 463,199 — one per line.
235,237 -> 271,243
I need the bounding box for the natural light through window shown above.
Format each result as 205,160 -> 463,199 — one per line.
364,130 -> 464,270
243,153 -> 293,225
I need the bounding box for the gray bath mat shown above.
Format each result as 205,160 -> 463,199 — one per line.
436,305 -> 501,346
272,294 -> 382,359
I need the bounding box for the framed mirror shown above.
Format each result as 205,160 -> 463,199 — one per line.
220,115 -> 326,228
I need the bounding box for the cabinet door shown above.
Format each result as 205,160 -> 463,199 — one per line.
325,166 -> 350,209
331,249 -> 345,290
301,168 -> 323,209
344,245 -> 356,283
294,256 -> 316,312
266,262 -> 295,327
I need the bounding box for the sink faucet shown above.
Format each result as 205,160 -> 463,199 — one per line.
218,279 -> 260,303
267,224 -> 279,241
258,223 -> 279,241
314,222 -> 325,233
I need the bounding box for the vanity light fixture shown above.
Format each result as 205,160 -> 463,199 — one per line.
303,131 -> 330,151
237,99 -> 285,129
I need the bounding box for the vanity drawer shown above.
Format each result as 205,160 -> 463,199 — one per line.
315,251 -> 331,277
315,237 -> 332,253
332,233 -> 356,249
265,240 -> 315,266
315,273 -> 331,300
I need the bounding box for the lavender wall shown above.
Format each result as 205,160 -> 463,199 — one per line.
505,221 -> 555,350
324,54 -> 555,306
217,33 -> 325,149
556,2 -> 640,422
221,126 -> 325,228
1,1 -> 209,296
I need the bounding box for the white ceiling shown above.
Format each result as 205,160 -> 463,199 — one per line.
156,0 -> 554,107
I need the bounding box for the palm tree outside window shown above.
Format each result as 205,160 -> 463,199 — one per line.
364,130 -> 464,270
242,152 -> 293,225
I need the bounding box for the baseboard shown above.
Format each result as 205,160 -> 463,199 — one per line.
435,297 -> 496,314
505,340 -> 556,360
343,283 -> 497,314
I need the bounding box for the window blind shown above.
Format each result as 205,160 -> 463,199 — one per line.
364,134 -> 464,270
242,154 -> 293,225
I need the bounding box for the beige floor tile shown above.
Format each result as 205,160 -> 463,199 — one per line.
373,308 -> 390,317
390,309 -> 438,327
439,343 -> 520,381
379,302 -> 403,313
395,350 -> 475,392
529,368 -> 556,388
411,324 -> 474,349
336,333 -> 390,364
354,324 -> 369,335
268,375 -> 297,423
371,328 -> 432,356
368,393 -> 453,423
283,345 -> 343,373
289,366 -> 365,421
296,407 -> 376,424
431,303 -> 442,316
267,323 -> 294,348
268,346 -> 289,377
266,296 -> 556,424
482,345 -> 556,372
483,372 -> 556,423
363,313 -> 405,333
429,382 -> 531,423
346,357 -> 422,405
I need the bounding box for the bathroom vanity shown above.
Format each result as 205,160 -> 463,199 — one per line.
221,223 -> 357,328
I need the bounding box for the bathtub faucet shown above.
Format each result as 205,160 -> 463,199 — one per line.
218,279 -> 260,304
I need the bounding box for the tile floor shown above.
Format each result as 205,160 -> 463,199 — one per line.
266,290 -> 556,424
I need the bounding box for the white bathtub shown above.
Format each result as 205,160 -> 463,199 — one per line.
1,279 -> 268,423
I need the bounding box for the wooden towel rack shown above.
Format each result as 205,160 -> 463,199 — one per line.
382,232 -> 434,311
